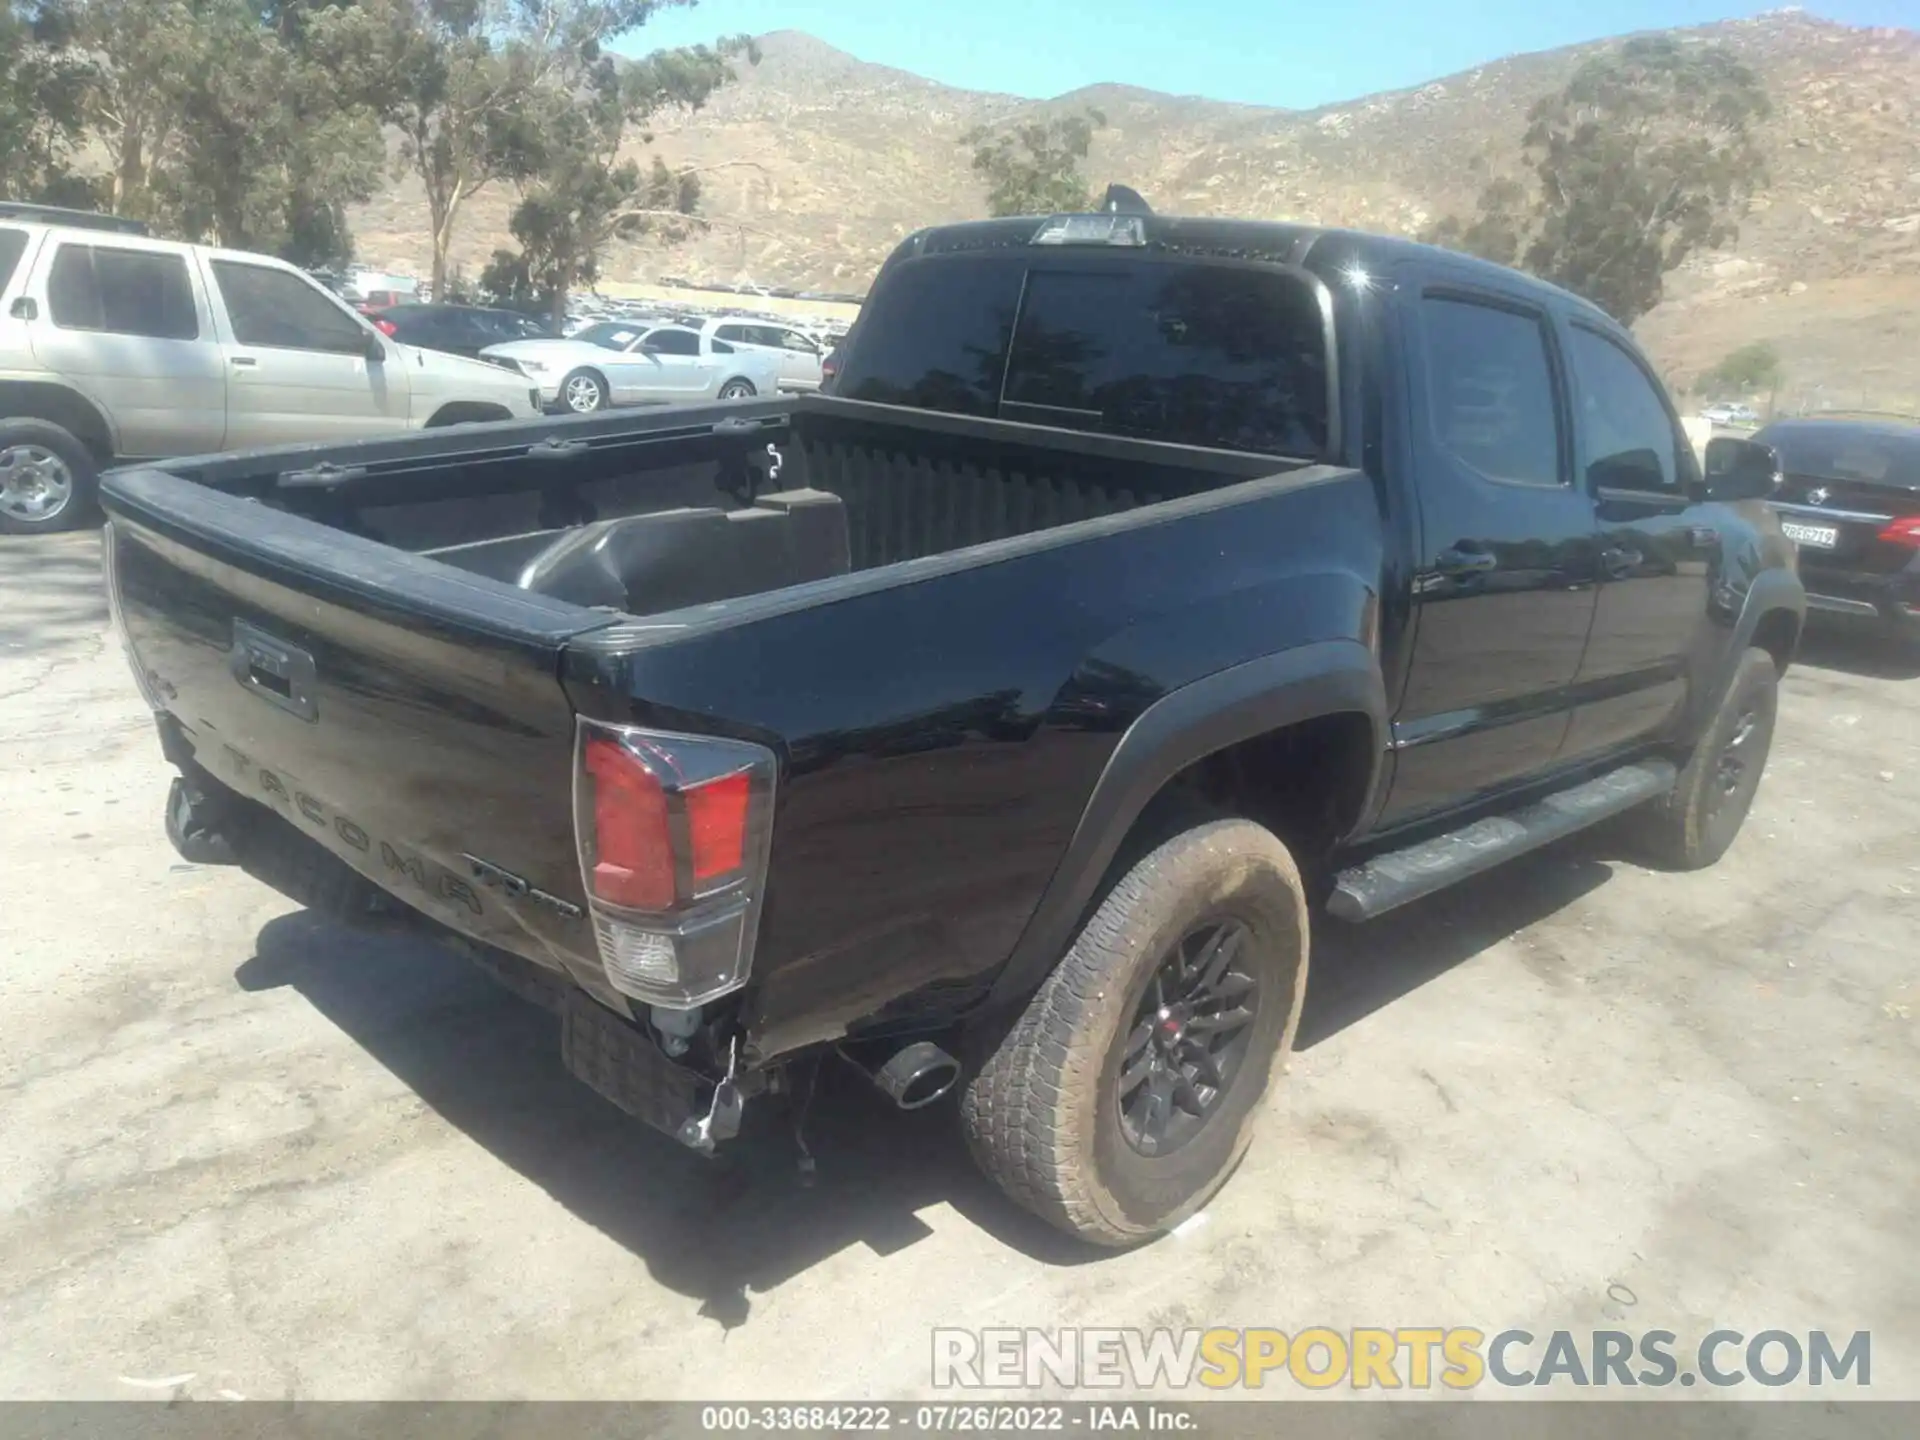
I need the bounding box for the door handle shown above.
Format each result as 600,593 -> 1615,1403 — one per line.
8,296 -> 37,320
1434,547 -> 1497,576
230,355 -> 258,368
1600,546 -> 1643,577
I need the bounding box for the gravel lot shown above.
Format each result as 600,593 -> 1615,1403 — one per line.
2,530 -> 1917,1403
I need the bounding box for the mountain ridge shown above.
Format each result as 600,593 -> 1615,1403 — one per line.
348,12 -> 1920,408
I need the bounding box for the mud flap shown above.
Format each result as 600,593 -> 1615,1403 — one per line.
165,775 -> 238,866
560,989 -> 711,1143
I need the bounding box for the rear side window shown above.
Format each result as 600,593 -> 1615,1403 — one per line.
0,228 -> 29,294
48,244 -> 199,340
1003,265 -> 1327,454
212,261 -> 368,352
1566,326 -> 1684,494
1419,296 -> 1563,486
476,311 -> 543,341
643,328 -> 700,356
837,256 -> 1026,416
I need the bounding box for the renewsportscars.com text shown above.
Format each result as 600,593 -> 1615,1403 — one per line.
931,1327 -> 1872,1391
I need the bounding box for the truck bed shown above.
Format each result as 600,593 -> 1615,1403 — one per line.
116,395 -> 1298,611
103,393 -> 1378,1059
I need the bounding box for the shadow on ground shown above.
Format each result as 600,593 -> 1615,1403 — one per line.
234,839 -> 1616,1322
0,533 -> 107,658
1791,616 -> 1920,681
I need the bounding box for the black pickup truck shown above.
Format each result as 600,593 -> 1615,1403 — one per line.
102,211 -> 1804,1247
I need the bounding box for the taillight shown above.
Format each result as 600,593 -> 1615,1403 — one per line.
372,317 -> 398,336
573,720 -> 777,1009
583,735 -> 675,910
1877,516 -> 1920,548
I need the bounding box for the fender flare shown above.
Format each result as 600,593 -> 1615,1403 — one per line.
984,640 -> 1387,1010
1730,567 -> 1807,659
1695,568 -> 1805,734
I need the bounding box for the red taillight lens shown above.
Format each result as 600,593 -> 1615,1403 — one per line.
573,720 -> 778,1008
372,317 -> 398,336
687,771 -> 751,883
1878,516 -> 1920,548
583,734 -> 675,911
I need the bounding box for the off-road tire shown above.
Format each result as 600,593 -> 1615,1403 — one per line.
1627,646 -> 1779,870
960,818 -> 1310,1247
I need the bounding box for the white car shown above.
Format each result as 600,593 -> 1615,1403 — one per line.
1701,402 -> 1759,426
481,321 -> 784,414
702,318 -> 826,391
0,208 -> 542,533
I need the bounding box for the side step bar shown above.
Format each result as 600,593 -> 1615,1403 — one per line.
1329,759 -> 1678,922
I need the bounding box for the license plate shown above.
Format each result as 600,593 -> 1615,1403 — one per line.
1781,521 -> 1839,549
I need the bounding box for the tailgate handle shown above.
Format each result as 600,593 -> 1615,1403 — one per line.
229,621 -> 319,723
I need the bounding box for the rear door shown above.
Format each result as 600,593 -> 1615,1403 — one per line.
764,326 -> 824,388
1558,321 -> 1719,761
23,238 -> 226,457
1376,275 -> 1601,826
204,256 -> 411,449
0,225 -> 42,378
716,323 -> 821,389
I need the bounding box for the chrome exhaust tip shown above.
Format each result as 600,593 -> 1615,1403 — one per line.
845,1039 -> 961,1110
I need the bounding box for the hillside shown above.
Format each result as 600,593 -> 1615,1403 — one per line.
348,11 -> 1920,410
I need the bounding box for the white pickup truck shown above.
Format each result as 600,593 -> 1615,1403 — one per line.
0,206 -> 543,534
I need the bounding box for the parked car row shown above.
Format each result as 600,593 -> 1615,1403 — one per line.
0,213 -> 543,534
365,303 -> 831,402
366,303 -> 554,359
480,318 -> 799,412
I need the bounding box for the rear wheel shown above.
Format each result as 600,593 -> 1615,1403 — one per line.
0,419 -> 99,535
718,378 -> 757,401
1625,646 -> 1779,870
961,818 -> 1310,1247
561,370 -> 609,414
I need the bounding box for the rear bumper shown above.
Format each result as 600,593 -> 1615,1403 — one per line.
1798,561 -> 1920,633
161,759 -> 726,1147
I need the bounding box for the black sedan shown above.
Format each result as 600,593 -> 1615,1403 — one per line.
367,304 -> 554,359
1759,415 -> 1920,644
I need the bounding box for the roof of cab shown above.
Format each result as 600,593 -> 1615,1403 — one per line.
887,212 -> 1616,328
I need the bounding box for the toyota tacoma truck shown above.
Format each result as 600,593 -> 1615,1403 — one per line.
101,209 -> 1805,1246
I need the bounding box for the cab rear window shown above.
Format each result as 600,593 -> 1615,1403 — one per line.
837,253 -> 1330,457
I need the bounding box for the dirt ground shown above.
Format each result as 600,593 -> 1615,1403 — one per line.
2,530 -> 1916,1403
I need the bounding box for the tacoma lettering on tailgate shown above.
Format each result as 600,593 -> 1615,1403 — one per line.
221,743 -> 482,915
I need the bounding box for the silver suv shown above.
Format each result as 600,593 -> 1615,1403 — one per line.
702,318 -> 826,392
0,209 -> 543,534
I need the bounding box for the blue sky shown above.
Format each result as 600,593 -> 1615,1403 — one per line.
616,2 -> 1911,110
